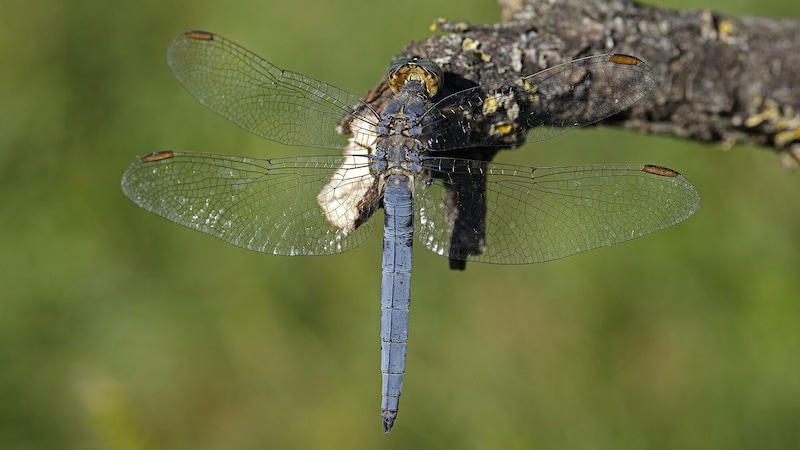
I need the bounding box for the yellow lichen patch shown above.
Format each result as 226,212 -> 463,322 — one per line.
522,79 -> 539,103
462,38 -> 480,51
482,91 -> 517,118
744,96 -> 800,147
506,101 -> 520,122
510,45 -> 523,73
482,96 -> 499,115
490,121 -> 515,137
461,38 -> 491,62
717,19 -> 737,44
744,98 -> 780,128
775,128 -> 800,147
429,18 -> 446,32
430,18 -> 468,32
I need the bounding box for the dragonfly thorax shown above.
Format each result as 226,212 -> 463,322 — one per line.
377,83 -> 429,138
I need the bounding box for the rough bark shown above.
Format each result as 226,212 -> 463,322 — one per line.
362,0 -> 800,169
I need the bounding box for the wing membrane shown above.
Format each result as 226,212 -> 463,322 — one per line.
422,54 -> 656,150
121,151 -> 376,255
167,31 -> 378,150
415,159 -> 699,264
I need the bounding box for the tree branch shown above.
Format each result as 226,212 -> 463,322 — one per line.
362,0 -> 800,169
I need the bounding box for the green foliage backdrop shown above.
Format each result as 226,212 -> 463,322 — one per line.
1,0 -> 798,448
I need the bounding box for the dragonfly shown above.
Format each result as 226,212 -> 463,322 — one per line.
121,31 -> 700,433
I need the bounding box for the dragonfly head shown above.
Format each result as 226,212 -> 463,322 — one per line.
387,56 -> 443,97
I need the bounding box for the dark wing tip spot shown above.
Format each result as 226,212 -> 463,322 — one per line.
610,54 -> 643,66
642,164 -> 680,177
184,31 -> 214,41
141,151 -> 175,163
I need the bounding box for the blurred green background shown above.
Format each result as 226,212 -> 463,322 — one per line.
2,0 -> 799,448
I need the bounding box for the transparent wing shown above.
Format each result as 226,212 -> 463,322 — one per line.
121,151 -> 378,255
422,54 -> 655,150
415,159 -> 699,264
167,31 -> 378,150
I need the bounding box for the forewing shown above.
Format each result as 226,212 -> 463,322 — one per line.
415,159 -> 699,264
121,151 -> 377,255
423,54 -> 655,150
167,31 -> 378,150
